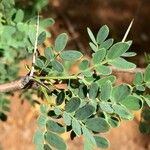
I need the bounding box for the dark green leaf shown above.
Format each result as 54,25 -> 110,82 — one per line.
60,50 -> 83,61
54,33 -> 68,52
100,38 -> 114,50
94,136 -> 109,149
46,120 -> 65,133
95,65 -> 112,75
107,42 -> 130,59
92,48 -> 106,64
85,117 -> 110,132
100,81 -> 112,101
89,82 -> 99,99
65,97 -> 81,113
38,31 -> 46,45
51,60 -> 64,72
144,64 -> 150,82
96,25 -> 109,44
56,91 -> 65,105
87,28 -> 97,45
112,104 -> 133,120
75,104 -> 95,120
45,131 -> 67,150
72,118 -> 81,136
111,84 -> 132,102
121,95 -> 142,111
109,57 -> 136,69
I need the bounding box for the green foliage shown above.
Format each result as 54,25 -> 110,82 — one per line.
1,3 -> 150,149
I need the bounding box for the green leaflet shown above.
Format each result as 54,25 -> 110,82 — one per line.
109,57 -> 136,69
92,48 -> 106,64
99,102 -> 114,113
65,97 -> 81,113
72,118 -> 81,136
112,104 -> 133,120
108,117 -> 120,128
111,84 -> 132,102
89,82 -> 99,99
95,65 -> 112,75
87,27 -> 97,45
75,104 -> 95,120
78,84 -> 87,99
121,95 -> 142,111
45,131 -> 67,150
85,117 -> 110,132
40,18 -> 55,28
36,115 -> 47,128
63,112 -> 72,126
96,25 -> 109,44
51,60 -> 64,72
46,120 -> 65,133
121,52 -> 136,57
133,72 -> 143,85
99,38 -> 114,50
38,31 -> 46,45
14,9 -> 24,23
79,59 -> 89,71
35,58 -> 45,69
97,75 -> 116,85
100,81 -> 112,101
44,47 -> 54,61
89,42 -> 98,52
107,42 -> 130,59
82,126 -> 96,146
94,136 -> 109,149
33,130 -> 44,145
54,33 -> 68,52
60,50 -> 83,61
144,64 -> 150,82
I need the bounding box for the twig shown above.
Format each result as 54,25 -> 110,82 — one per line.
0,76 -> 31,93
111,66 -> 145,73
29,14 -> 40,77
122,19 -> 134,42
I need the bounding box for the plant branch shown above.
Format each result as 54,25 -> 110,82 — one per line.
0,76 -> 31,93
29,14 -> 40,77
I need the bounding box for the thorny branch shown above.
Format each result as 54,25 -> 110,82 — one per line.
29,14 -> 40,77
